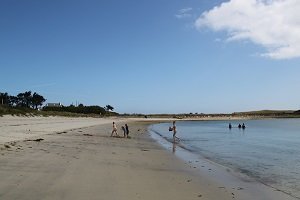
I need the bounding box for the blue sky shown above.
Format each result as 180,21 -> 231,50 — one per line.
1,0 -> 300,114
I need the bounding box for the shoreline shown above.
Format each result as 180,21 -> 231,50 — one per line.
148,123 -> 298,200
0,116 -> 298,200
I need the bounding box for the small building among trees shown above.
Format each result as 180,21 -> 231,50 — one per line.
45,103 -> 63,107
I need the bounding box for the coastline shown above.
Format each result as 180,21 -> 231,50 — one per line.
0,116 -> 297,200
149,123 -> 298,200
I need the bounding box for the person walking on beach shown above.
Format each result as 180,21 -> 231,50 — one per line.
172,121 -> 177,142
125,124 -> 129,138
111,122 -> 118,137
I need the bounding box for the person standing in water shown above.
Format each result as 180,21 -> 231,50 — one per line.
242,123 -> 246,129
229,123 -> 232,129
172,121 -> 177,142
111,122 -> 118,137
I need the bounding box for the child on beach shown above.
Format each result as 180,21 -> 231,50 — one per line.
111,122 -> 118,137
121,126 -> 126,137
125,124 -> 129,138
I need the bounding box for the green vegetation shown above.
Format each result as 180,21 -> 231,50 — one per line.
120,110 -> 300,119
0,91 -> 118,117
0,105 -> 35,117
295,110 -> 300,115
43,104 -> 111,116
105,105 -> 114,112
233,110 -> 295,115
232,110 -> 300,118
0,91 -> 46,109
1,91 -> 299,118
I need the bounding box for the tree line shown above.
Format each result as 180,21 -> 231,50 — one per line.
0,91 -> 117,116
0,91 -> 46,109
43,104 -> 107,115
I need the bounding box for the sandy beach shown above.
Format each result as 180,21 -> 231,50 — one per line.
0,115 -> 129,145
0,116 -> 297,200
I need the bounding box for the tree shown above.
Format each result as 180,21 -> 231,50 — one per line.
14,91 -> 46,109
31,92 -> 46,109
23,91 -> 32,108
9,96 -> 19,107
105,105 -> 114,111
78,103 -> 84,108
16,91 -> 32,108
17,92 -> 26,107
0,92 -> 9,105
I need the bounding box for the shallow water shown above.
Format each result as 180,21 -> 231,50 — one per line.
149,119 -> 300,198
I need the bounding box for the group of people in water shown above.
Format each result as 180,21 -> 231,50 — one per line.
111,122 -> 130,138
229,123 -> 246,129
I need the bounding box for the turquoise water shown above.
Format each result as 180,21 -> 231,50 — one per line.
149,119 -> 300,198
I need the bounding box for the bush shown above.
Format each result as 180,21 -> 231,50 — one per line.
42,105 -> 116,116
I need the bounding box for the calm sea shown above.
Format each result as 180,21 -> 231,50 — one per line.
149,119 -> 300,198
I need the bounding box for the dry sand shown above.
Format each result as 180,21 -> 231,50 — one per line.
0,116 -> 297,200
0,115 -> 128,145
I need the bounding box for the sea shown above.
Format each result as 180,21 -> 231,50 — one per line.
149,119 -> 300,198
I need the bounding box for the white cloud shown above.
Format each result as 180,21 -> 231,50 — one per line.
195,0 -> 300,59
175,7 -> 193,19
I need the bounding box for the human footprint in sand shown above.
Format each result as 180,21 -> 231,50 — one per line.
111,122 -> 118,137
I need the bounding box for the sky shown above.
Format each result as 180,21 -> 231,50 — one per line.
1,0 -> 300,114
